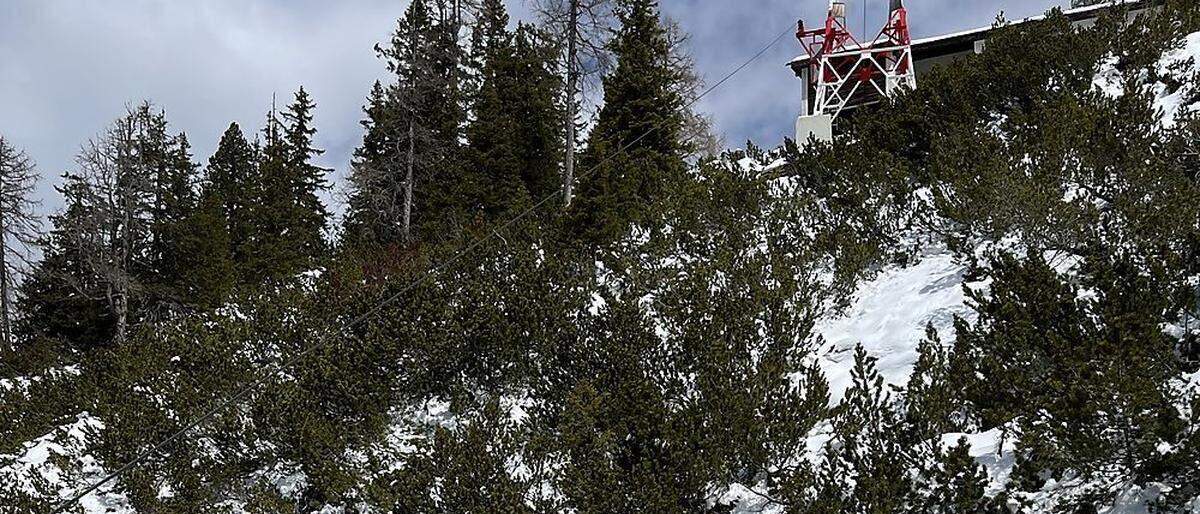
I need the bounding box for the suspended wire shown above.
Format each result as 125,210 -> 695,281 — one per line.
52,20 -> 796,513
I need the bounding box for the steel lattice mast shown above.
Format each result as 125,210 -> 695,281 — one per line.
794,0 -> 915,143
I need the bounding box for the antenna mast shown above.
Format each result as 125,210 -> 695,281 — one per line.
793,0 -> 915,143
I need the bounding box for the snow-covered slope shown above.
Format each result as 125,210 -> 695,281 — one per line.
0,413 -> 130,513
814,249 -> 981,404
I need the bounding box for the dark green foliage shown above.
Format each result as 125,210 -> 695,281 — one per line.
247,93 -> 329,284
834,347 -> 913,512
17,179 -> 114,348
369,402 -> 533,513
952,254 -> 1183,498
7,2 -> 1200,512
916,438 -> 1007,514
206,122 -> 259,282
345,0 -> 470,247
19,104 -> 203,349
174,188 -> 235,310
465,0 -> 566,220
280,88 -> 330,267
567,0 -> 689,244
905,324 -> 964,438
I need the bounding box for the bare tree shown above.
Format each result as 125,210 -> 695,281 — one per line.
528,0 -> 617,207
0,137 -> 41,352
663,17 -> 724,160
63,105 -> 157,344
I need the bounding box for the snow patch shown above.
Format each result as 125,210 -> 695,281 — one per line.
813,251 -> 981,403
941,426 -> 1017,496
1153,31 -> 1200,128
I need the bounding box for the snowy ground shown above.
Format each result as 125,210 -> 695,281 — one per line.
7,26 -> 1200,514
0,412 -> 130,513
814,249 -> 982,404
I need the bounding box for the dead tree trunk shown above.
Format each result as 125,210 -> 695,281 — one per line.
403,121 -> 415,245
0,137 -> 39,352
563,0 -> 579,208
0,208 -> 10,352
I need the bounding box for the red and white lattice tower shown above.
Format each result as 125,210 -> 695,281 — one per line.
794,0 -> 915,142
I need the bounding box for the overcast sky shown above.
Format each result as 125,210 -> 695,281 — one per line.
0,0 -> 1068,215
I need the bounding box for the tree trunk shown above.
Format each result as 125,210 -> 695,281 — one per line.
563,0 -> 580,208
117,167 -> 132,345
114,287 -> 127,345
0,208 -> 10,352
403,121 -> 415,244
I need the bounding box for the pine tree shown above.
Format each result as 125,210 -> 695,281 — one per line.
568,0 -> 689,244
346,0 -> 470,248
174,186 -> 235,309
243,90 -> 329,283
529,0 -> 618,208
62,105 -> 163,344
464,0 -> 524,218
917,438 -> 1005,514
21,105 -> 167,347
149,130 -> 201,304
281,87 -> 330,266
953,254 -> 1182,495
805,346 -> 913,513
344,81 -> 404,247
206,122 -> 259,284
465,1 -> 566,220
250,104 -> 295,282
18,176 -> 112,348
511,25 -> 568,205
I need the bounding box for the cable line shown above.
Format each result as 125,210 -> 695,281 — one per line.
53,20 -> 795,512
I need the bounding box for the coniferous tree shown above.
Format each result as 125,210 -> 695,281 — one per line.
464,0 -> 523,218
18,176 -> 111,348
346,0 -> 469,248
174,186 -> 235,309
148,130 -> 201,304
247,89 -> 330,283
344,81 -> 404,247
568,0 -> 689,244
530,0 -> 617,208
916,438 -> 1005,514
206,122 -> 259,283
281,87 -> 330,265
510,25 -> 568,204
251,105 -> 294,282
952,254 -> 1182,498
0,137 -> 40,352
25,104 -> 168,346
834,346 -> 914,512
465,0 -> 565,219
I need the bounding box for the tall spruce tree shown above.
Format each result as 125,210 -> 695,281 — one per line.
18,176 -> 111,348
465,0 -> 565,219
247,91 -> 330,283
464,0 -> 522,218
206,122 -> 259,284
346,0 -> 469,248
567,0 -> 688,244
344,82 -> 404,247
149,130 -> 201,304
250,105 -> 295,282
281,87 -> 330,266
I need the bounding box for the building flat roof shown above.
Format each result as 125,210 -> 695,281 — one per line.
789,0 -> 1151,69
